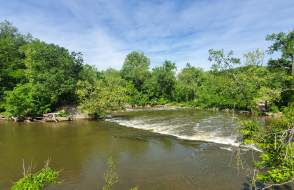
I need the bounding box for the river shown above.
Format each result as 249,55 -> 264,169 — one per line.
0,109 -> 283,190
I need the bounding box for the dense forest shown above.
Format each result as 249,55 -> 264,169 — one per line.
1,20 -> 294,189
0,20 -> 293,119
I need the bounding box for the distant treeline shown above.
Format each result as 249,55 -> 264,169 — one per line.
0,20 -> 293,118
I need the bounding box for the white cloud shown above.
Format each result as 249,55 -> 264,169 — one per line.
0,0 -> 293,70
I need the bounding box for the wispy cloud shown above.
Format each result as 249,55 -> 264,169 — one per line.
0,0 -> 293,70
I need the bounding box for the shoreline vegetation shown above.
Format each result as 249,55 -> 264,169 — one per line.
0,101 -> 263,123
0,104 -> 277,123
0,20 -> 293,122
0,20 -> 293,189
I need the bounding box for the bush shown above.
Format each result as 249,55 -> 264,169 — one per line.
4,83 -> 51,118
57,110 -> 70,117
11,167 -> 58,190
240,116 -> 294,185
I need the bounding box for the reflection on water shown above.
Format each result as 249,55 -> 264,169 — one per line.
0,109 -> 279,190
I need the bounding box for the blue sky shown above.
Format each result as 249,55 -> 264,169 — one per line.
0,0 -> 293,70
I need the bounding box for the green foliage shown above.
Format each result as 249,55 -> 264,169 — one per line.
193,65 -> 287,111
282,105 -> 294,122
266,29 -> 294,75
1,30 -> 82,117
1,18 -> 294,190
240,116 -> 294,185
175,63 -> 204,102
11,167 -> 58,190
239,120 -> 259,144
121,51 -> 150,91
243,49 -> 265,66
102,157 -> 119,190
253,87 -> 281,111
4,83 -> 51,117
10,158 -> 138,190
128,89 -> 150,106
0,21 -> 29,108
56,110 -> 70,117
266,30 -> 294,110
144,60 -> 176,101
77,69 -> 130,117
268,58 -> 292,72
0,20 -> 292,133
0,21 -> 83,117
79,64 -> 99,83
200,48 -> 288,111
22,40 -> 82,106
102,157 -> 139,190
208,49 -> 240,72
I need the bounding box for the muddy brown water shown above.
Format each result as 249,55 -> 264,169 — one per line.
0,109 -> 292,190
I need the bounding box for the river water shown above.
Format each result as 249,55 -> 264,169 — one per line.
0,109 -> 281,190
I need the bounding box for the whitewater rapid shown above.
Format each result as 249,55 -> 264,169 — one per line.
106,110 -> 241,147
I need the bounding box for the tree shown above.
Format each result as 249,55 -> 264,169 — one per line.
76,69 -> 130,117
21,40 -> 83,107
196,54 -> 286,111
206,49 -> 247,109
143,61 -> 176,101
0,20 -> 30,106
243,49 -> 265,66
195,73 -> 242,108
78,64 -> 99,84
2,39 -> 83,117
4,83 -> 36,118
175,63 -> 204,102
268,58 -> 292,72
208,49 -> 240,72
266,30 -> 294,106
266,30 -> 294,75
121,51 -> 150,91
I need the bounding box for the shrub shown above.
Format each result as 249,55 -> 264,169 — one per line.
11,167 -> 58,190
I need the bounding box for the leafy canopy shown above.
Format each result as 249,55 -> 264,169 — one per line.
121,51 -> 150,91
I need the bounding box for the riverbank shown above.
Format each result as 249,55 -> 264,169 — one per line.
0,103 -> 282,123
0,107 -> 93,122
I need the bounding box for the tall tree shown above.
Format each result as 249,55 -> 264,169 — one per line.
175,63 -> 204,102
4,39 -> 83,117
0,21 -> 30,104
76,69 -> 129,117
266,30 -> 294,75
243,49 -> 265,66
144,60 -> 176,101
121,51 -> 150,91
22,40 -> 83,107
208,49 -> 240,72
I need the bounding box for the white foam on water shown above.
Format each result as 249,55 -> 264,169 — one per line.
106,118 -> 240,146
219,146 -> 234,151
240,144 -> 262,152
175,134 -> 239,146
